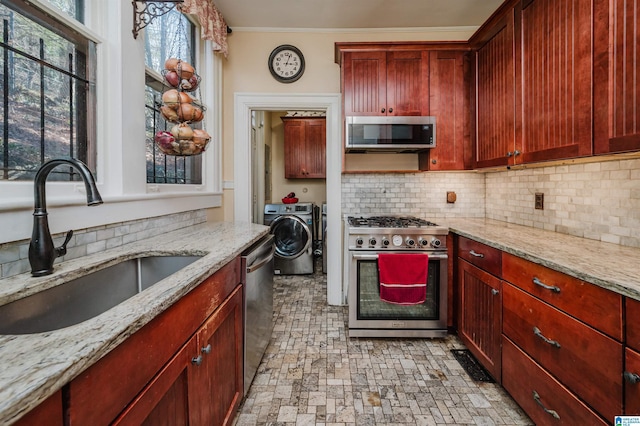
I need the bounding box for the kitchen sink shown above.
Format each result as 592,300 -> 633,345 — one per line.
0,255 -> 202,334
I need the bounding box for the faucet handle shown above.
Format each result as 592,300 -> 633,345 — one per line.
55,230 -> 74,258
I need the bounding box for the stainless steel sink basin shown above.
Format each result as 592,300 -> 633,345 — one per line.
0,255 -> 202,334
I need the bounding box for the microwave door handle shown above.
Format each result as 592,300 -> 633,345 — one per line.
352,253 -> 447,260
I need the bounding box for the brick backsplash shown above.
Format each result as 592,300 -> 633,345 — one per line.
342,172 -> 486,220
485,158 -> 640,248
0,210 -> 207,279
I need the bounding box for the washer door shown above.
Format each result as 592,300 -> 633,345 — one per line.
269,215 -> 312,260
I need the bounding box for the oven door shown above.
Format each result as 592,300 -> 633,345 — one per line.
348,251 -> 448,337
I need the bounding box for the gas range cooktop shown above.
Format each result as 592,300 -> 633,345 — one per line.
346,215 -> 448,250
348,216 -> 438,228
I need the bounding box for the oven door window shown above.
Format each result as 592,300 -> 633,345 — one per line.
356,259 -> 439,320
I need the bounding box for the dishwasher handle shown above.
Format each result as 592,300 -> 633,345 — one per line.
246,242 -> 276,273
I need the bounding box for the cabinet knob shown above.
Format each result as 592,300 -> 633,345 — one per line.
491,288 -> 499,296
514,150 -> 521,156
191,355 -> 203,366
381,108 -> 385,113
624,371 -> 640,384
506,151 -> 513,157
388,107 -> 393,113
201,344 -> 212,354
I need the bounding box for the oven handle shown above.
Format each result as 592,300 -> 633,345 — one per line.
351,253 -> 448,261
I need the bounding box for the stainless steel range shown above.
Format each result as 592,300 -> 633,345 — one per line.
346,215 -> 448,338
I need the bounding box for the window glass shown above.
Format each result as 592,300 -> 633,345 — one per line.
0,0 -> 95,181
144,8 -> 201,185
41,0 -> 83,22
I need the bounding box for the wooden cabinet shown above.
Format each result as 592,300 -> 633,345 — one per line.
341,49 -> 429,116
625,299 -> 640,413
66,258 -> 243,426
424,50 -> 471,170
456,236 -> 503,382
594,0 -> 640,154
282,117 -> 326,179
473,0 -> 595,167
474,13 -> 515,169
14,391 -> 63,426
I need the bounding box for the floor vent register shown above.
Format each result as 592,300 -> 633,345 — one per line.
450,349 -> 495,383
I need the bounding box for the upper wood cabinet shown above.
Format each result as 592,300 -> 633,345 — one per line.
474,14 -> 516,168
282,117 -> 326,179
425,50 -> 472,170
472,0 -> 596,167
594,0 -> 640,154
340,48 -> 429,116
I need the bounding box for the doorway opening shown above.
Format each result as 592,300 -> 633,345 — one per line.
234,93 -> 344,305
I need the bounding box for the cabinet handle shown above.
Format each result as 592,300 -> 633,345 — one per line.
624,371 -> 640,384
469,250 -> 484,258
532,390 -> 560,420
201,344 -> 212,354
191,355 -> 203,366
533,326 -> 561,348
514,150 -> 521,156
388,107 -> 393,113
491,288 -> 499,296
532,277 -> 560,293
381,108 -> 385,113
506,151 -> 513,157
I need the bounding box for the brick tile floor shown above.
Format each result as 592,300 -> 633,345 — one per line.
235,261 -> 532,425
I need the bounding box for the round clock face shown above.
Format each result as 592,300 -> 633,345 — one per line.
269,45 -> 305,83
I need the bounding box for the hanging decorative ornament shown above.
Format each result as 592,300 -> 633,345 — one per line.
154,57 -> 210,156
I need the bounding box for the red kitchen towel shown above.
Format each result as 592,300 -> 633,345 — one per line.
378,253 -> 429,305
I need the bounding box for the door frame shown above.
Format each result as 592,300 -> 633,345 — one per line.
234,93 -> 344,305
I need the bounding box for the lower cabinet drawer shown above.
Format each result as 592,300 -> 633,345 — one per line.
502,282 -> 623,420
502,337 -> 608,426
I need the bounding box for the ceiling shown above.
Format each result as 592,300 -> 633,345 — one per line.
214,0 -> 504,31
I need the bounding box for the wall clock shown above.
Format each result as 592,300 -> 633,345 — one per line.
268,44 -> 305,83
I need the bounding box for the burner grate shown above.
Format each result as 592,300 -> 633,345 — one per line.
348,216 -> 438,228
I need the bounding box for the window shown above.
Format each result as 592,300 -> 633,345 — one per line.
0,0 -> 95,182
144,9 -> 202,185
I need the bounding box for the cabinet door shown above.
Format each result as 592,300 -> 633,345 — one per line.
427,50 -> 470,170
302,118 -> 326,178
283,119 -> 307,178
112,339 -> 197,426
385,50 -> 429,116
342,51 -> 387,116
475,17 -> 515,168
458,259 -> 502,382
625,348 -> 640,414
594,0 -> 640,154
518,0 -> 593,162
190,286 -> 244,426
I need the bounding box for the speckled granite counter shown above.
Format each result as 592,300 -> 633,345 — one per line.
0,221 -> 269,425
444,218 -> 640,301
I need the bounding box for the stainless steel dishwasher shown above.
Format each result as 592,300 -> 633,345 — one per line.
241,234 -> 275,396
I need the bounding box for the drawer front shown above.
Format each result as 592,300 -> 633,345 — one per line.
503,283 -> 623,420
502,337 -> 608,426
627,298 -> 640,352
625,347 -> 640,414
502,252 -> 622,341
457,236 -> 501,277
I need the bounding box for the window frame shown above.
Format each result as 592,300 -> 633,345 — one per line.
0,0 -> 222,245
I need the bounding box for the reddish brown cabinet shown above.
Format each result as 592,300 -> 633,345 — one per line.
425,50 -> 471,170
282,117 -> 326,179
14,391 -> 63,426
340,49 -> 429,116
67,258 -> 243,426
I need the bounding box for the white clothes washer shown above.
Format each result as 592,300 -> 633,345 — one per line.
264,202 -> 315,275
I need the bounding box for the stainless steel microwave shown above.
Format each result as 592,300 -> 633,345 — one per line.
345,116 -> 436,152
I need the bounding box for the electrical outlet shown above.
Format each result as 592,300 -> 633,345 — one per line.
535,193 -> 544,210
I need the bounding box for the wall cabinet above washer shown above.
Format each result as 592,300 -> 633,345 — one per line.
282,117 -> 326,179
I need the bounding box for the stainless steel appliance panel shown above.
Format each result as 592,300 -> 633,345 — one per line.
241,234 -> 275,396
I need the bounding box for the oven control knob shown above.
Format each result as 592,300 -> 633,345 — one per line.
418,237 -> 429,247
355,237 -> 364,246
369,237 -> 377,246
405,237 -> 415,247
430,238 -> 442,248
381,237 -> 390,247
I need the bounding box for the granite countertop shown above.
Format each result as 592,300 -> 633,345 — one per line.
0,221 -> 269,426
444,218 -> 640,300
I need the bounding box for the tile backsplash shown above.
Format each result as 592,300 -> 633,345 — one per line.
0,210 -> 207,279
486,158 -> 640,248
342,172 -> 486,219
